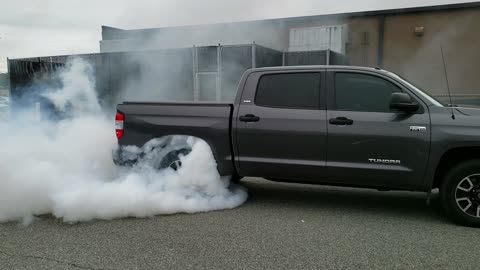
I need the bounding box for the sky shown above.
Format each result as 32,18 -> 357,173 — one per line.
0,0 -> 476,72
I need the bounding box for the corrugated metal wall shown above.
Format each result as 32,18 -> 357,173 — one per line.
288,25 -> 349,53
8,44 -> 294,109
8,43 -> 351,111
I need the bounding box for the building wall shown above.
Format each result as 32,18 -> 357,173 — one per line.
271,16 -> 380,67
101,16 -> 381,68
101,5 -> 480,96
345,17 -> 380,68
383,8 -> 480,96
100,22 -> 288,52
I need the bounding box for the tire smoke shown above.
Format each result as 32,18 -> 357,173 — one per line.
0,58 -> 248,224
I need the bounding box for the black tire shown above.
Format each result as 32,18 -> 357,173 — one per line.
159,148 -> 192,171
440,160 -> 480,227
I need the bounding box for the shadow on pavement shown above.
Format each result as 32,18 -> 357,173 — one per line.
240,178 -> 449,224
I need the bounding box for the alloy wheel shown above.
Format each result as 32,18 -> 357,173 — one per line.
168,160 -> 182,171
455,174 -> 480,218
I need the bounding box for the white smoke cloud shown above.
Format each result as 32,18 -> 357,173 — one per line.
42,58 -> 102,115
0,58 -> 248,224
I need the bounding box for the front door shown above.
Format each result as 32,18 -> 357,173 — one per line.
235,71 -> 328,182
325,70 -> 431,188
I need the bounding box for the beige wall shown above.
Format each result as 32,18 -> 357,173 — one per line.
282,7 -> 480,96
383,8 -> 480,95
345,17 -> 380,68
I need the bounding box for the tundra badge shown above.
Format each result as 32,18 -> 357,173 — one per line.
369,159 -> 401,165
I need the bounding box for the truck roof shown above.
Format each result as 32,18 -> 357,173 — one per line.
249,65 -> 385,73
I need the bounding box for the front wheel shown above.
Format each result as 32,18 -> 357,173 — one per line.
440,160 -> 480,227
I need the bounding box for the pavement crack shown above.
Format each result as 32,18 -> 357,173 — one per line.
0,249 -> 116,270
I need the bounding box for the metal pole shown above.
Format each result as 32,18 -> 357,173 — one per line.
6,58 -> 11,97
252,42 -> 257,68
216,44 -> 222,101
192,46 -> 198,101
326,49 -> 331,65
328,27 -> 332,51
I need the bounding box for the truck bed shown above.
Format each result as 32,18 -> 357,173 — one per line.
116,101 -> 235,175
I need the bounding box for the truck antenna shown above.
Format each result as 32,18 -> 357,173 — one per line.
440,45 -> 455,120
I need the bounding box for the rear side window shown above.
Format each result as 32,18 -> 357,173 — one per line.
335,73 -> 401,112
255,73 -> 321,109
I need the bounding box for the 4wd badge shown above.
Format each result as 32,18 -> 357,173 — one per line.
410,126 -> 427,132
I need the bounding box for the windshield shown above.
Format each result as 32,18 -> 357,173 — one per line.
386,71 -> 444,107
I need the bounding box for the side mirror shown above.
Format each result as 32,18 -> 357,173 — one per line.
390,92 -> 419,113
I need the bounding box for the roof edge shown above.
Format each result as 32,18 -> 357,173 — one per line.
105,1 -> 480,32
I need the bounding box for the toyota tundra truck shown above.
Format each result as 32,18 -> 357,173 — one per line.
114,66 -> 480,227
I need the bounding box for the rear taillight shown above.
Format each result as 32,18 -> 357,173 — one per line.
115,112 -> 124,139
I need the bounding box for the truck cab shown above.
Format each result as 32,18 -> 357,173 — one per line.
234,67 -> 432,191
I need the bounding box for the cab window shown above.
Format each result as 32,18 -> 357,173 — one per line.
256,73 -> 321,109
334,72 -> 402,112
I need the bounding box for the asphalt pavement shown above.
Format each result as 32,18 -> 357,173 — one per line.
0,178 -> 479,270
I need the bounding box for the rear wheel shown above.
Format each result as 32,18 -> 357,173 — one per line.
159,148 -> 192,171
158,147 -> 242,183
440,160 -> 480,227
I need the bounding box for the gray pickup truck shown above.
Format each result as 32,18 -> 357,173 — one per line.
115,66 -> 480,227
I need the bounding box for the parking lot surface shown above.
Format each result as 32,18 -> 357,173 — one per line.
1,178 -> 479,270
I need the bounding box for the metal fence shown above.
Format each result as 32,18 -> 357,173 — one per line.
284,49 -> 350,66
8,43 -> 350,110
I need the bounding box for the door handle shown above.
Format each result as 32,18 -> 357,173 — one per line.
329,117 -> 354,126
239,114 -> 260,122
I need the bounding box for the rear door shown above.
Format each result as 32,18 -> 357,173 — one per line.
235,70 -> 328,182
325,69 -> 431,189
